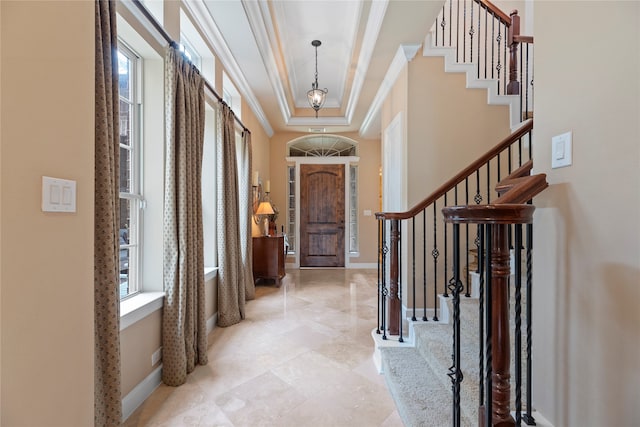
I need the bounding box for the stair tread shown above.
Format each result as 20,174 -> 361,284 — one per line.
380,346 -> 474,427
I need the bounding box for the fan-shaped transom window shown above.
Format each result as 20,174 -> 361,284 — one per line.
287,135 -> 358,157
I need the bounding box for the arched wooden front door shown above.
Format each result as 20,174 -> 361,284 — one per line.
299,164 -> 345,267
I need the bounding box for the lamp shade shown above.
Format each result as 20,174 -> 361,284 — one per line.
255,201 -> 275,216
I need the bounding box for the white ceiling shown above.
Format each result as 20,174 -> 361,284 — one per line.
193,0 -> 444,138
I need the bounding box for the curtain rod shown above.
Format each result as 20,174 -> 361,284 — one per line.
130,0 -> 251,134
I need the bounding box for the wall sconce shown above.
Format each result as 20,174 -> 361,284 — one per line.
252,171 -> 262,214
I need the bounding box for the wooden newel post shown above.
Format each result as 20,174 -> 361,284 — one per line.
389,219 -> 401,335
507,10 -> 521,95
442,204 -> 535,427
490,224 -> 515,427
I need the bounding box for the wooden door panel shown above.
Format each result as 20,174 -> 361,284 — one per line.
300,164 -> 345,267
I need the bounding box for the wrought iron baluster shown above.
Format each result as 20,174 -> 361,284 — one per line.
484,8 -> 488,78
448,223 -> 463,427
486,160 -> 491,204
497,151 -> 502,183
519,137 -> 523,167
496,23 -> 502,94
398,220 -> 404,343
432,202 -> 440,321
411,217 -> 416,321
443,193 -> 449,297
523,222 -> 536,426
377,218 -> 382,335
463,0 -> 467,63
508,145 -> 513,174
526,43 -> 531,122
514,224 -> 523,426
484,224 -> 493,427
475,169 -> 482,205
469,0 -> 474,64
519,42 -> 524,121
449,0 -> 453,47
477,2 -> 482,78
477,224 -> 485,409
439,5 -> 446,46
491,12 -> 495,80
504,22 -> 508,96
423,208 -> 428,321
465,178 -> 471,297
381,220 -> 388,340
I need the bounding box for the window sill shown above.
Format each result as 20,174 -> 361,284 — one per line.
204,266 -> 218,282
120,292 -> 164,331
119,268 -> 217,332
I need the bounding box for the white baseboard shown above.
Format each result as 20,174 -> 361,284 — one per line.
207,313 -> 218,335
347,263 -> 377,269
121,365 -> 162,422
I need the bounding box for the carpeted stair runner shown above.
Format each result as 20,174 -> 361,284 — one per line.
380,288 -> 531,426
380,346 -> 473,427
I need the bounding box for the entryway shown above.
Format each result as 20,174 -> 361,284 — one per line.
299,164 -> 345,267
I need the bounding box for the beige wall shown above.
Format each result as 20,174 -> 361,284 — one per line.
0,1 -> 95,425
268,132 -> 381,264
532,2 -> 640,426
379,53 -> 511,309
242,102 -> 271,238
121,310 -> 163,396
407,55 -> 510,206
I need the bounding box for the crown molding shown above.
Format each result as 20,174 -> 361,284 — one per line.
345,0 -> 389,123
359,43 -> 421,138
184,0 -> 274,137
286,116 -> 351,127
242,0 -> 292,123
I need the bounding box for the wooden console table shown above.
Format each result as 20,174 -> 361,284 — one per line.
252,235 -> 285,285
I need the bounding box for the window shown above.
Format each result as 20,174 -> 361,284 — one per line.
223,72 -> 242,119
287,165 -> 296,253
349,165 -> 358,253
179,34 -> 201,70
118,42 -> 142,299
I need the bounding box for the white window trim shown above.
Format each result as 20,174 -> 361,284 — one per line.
118,40 -> 143,299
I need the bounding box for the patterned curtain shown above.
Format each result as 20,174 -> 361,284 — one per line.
162,46 -> 208,387
239,131 -> 255,301
216,105 -> 255,327
94,0 -> 122,424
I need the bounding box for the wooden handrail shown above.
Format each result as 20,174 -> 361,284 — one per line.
376,119 -> 533,221
476,0 -> 512,25
513,35 -> 534,44
494,174 -> 548,204
502,159 -> 533,180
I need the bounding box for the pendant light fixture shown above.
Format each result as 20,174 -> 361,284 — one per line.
307,40 -> 328,118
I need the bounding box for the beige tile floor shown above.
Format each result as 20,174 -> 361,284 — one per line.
123,268 -> 403,427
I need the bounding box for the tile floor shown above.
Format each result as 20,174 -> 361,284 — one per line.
123,268 -> 403,427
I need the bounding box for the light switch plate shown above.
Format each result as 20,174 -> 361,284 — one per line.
42,176 -> 76,212
551,131 -> 572,169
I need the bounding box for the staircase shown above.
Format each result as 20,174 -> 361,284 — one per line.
373,2 -> 545,425
378,282 -> 536,426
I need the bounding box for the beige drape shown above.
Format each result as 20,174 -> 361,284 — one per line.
216,105 -> 255,327
239,131 -> 255,301
162,46 -> 208,387
94,0 -> 122,424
